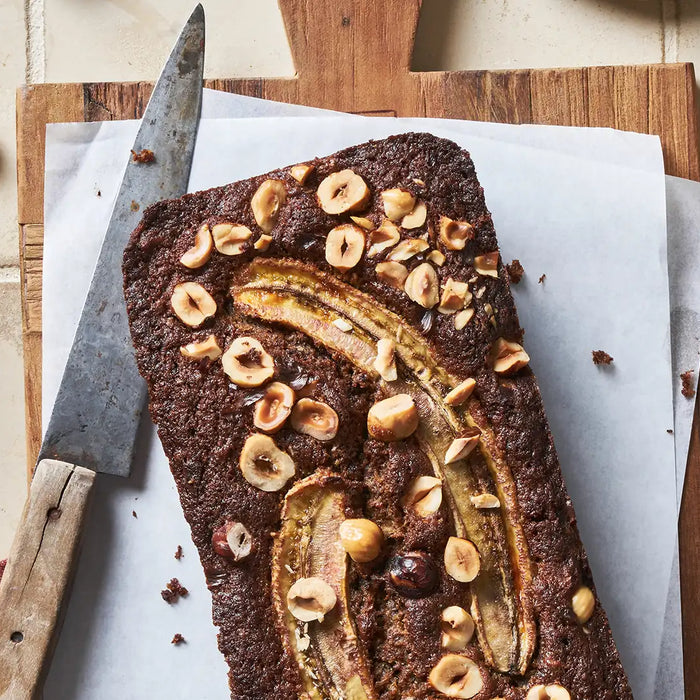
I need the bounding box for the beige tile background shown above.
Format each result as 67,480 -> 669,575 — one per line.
1,0 -> 699,554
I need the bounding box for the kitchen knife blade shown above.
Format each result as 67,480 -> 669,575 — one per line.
0,7 -> 204,698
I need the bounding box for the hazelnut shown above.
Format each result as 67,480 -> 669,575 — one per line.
239,433 -> 295,492
317,169 -> 370,214
572,585 -> 595,624
350,215 -> 374,230
388,551 -> 438,598
444,537 -> 481,583
439,216 -> 474,251
367,219 -> 400,257
325,224 -> 365,272
402,475 -> 442,517
290,163 -> 314,184
444,378 -> 476,406
287,577 -> 337,622
251,179 -> 287,233
428,249 -> 446,266
290,398 -> 339,441
386,238 -> 429,262
332,318 -> 353,332
254,382 -> 295,433
253,233 -> 273,251
180,223 -> 213,268
180,334 -> 222,361
401,200 -> 427,229
211,521 -> 252,561
454,308 -> 475,330
470,494 -> 500,509
526,684 -> 571,700
367,394 -> 419,441
438,278 -> 472,314
428,654 -> 483,699
474,251 -> 499,277
445,428 -> 481,464
491,338 -> 530,375
376,261 -> 409,289
381,188 -> 416,221
211,223 -> 253,256
222,336 -> 274,387
404,263 -> 439,308
339,518 -> 384,562
441,606 -> 475,650
373,338 -> 397,381
171,282 -> 217,327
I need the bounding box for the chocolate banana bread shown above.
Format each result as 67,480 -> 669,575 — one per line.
123,133 -> 632,700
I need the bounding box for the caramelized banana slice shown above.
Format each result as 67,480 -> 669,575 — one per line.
271,474 -> 377,700
234,259 -> 536,675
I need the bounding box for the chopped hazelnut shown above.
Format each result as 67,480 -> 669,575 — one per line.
239,433 -> 295,492
373,337 -> 397,381
332,318 -> 353,332
290,163 -> 314,184
381,188 -> 416,221
222,336 -> 274,387
474,251 -> 499,277
438,278 -> 472,314
491,338 -> 530,375
325,223 -> 365,272
211,521 -> 253,561
367,219 -> 400,257
526,684 -> 571,700
444,428 -> 481,464
572,585 -> 595,624
386,238 -> 429,262
402,475 -> 443,517
427,249 -> 446,266
171,282 -> 217,327
454,308 -> 475,330
444,378 -> 476,406
367,393 -> 419,441
339,518 -> 384,562
180,223 -> 213,268
251,179 -> 287,233
254,382 -> 295,433
401,200 -> 427,229
428,654 -> 483,699
444,536 -> 481,582
441,606 -> 475,651
350,215 -> 374,230
376,261 -> 409,289
404,263 -> 439,308
317,170 -> 370,214
211,223 -> 253,256
439,216 -> 474,250
290,398 -> 339,441
287,577 -> 337,622
470,494 -> 500,509
180,334 -> 222,361
254,234 -> 273,251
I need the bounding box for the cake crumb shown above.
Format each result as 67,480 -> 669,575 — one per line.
131,148 -> 155,163
681,370 -> 696,398
592,350 -> 613,366
161,578 -> 189,604
506,259 -> 524,284
96,190 -> 101,197
131,200 -> 140,212
667,428 -> 674,434
538,273 -> 546,284
174,545 -> 183,560
132,510 -> 137,518
171,633 -> 186,645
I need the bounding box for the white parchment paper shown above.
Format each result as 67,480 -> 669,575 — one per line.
41,107 -> 682,698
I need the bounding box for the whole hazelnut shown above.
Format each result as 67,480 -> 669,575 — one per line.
388,551 -> 438,598
526,684 -> 571,700
317,170 -> 370,214
367,394 -> 419,441
254,382 -> 295,433
339,518 -> 384,563
572,585 -> 595,624
287,577 -> 337,622
290,398 -> 339,441
441,605 -> 475,650
211,521 -> 253,562
428,654 -> 483,699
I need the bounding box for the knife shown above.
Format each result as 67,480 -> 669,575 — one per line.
0,6 -> 204,697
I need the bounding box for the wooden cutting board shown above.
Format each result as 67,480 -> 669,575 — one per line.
15,1 -> 700,696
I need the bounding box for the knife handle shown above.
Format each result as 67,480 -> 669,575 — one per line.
0,459 -> 95,699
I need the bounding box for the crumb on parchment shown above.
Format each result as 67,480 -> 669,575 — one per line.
171,633 -> 186,645
174,545 -> 183,560
131,148 -> 155,163
592,350 -> 613,366
161,578 -> 189,604
681,370 -> 696,398
538,273 -> 546,284
506,259 -> 524,284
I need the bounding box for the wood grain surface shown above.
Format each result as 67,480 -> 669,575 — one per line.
14,1 -> 700,696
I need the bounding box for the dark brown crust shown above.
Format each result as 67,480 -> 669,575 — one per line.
123,133 -> 631,699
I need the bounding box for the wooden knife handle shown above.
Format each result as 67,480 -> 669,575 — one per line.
0,459 -> 95,699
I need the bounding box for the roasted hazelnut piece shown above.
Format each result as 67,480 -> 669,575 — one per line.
325,223 -> 365,272
253,233 -> 273,251
401,200 -> 427,229
454,308 -> 475,330
444,536 -> 481,583
290,163 -> 314,184
470,494 -> 500,509
376,261 -> 409,289
350,215 -> 374,230
491,338 -> 530,375
428,655 -> 483,699
222,336 -> 274,387
239,433 -> 295,492
367,393 -> 419,441
428,249 -> 446,266
254,382 -> 295,433
211,223 -> 253,255
251,179 -> 287,233
332,318 -> 353,332
317,169 -> 370,214
287,577 -> 337,622
180,334 -> 222,361
445,427 -> 481,464
211,521 -> 253,562
439,216 -> 474,251
367,219 -> 400,257
171,282 -> 217,327
388,551 -> 438,598
474,251 -> 500,277
381,188 -> 416,221
572,585 -> 595,624
373,337 -> 397,381
339,518 -> 384,562
441,606 -> 475,650
180,223 -> 213,268
444,378 -> 476,406
290,398 -> 339,441
404,262 -> 439,309
438,278 -> 472,314
402,475 -> 443,517
526,684 -> 571,700
386,238 -> 430,262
